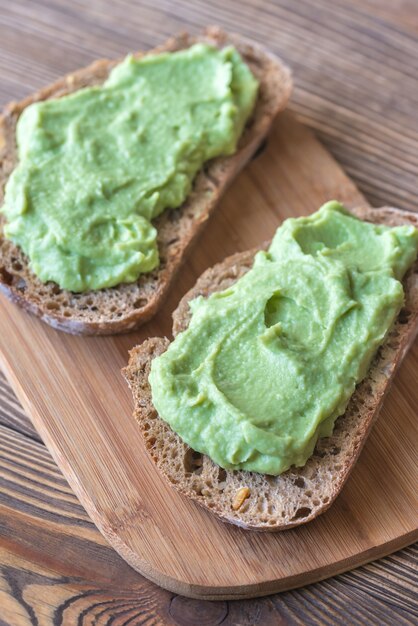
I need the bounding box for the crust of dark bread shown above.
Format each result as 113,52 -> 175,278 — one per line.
0,27 -> 292,335
123,206 -> 418,531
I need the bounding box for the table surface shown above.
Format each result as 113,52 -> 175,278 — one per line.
0,1 -> 417,624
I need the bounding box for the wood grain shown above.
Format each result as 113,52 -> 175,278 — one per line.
1,106 -> 418,601
0,0 -> 417,622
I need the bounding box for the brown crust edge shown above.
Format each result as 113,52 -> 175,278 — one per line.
123,206 -> 418,531
0,26 -> 292,335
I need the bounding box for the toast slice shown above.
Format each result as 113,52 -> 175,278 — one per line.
123,206 -> 418,531
0,27 -> 291,335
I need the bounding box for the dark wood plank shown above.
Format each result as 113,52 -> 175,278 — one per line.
348,0 -> 418,33
0,374 -> 41,442
0,0 -> 417,623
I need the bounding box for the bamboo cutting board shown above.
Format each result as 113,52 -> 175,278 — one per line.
0,112 -> 417,600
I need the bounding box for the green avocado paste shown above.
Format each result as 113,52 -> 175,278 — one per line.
150,201 -> 418,475
1,44 -> 258,292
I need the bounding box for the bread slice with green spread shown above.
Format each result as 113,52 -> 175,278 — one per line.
0,27 -> 291,335
123,206 -> 418,531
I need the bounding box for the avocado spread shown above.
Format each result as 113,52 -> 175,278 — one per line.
1,44 -> 258,292
150,202 -> 418,475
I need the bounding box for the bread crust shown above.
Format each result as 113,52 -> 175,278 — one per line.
0,27 -> 292,335
123,206 -> 418,531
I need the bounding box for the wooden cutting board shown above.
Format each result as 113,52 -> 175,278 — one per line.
0,112 -> 417,600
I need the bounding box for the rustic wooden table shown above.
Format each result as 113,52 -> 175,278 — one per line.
0,1 -> 417,624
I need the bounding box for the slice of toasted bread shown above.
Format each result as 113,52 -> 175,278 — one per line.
0,27 -> 292,335
123,206 -> 418,531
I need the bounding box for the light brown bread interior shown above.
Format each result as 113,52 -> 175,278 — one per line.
123,206 -> 418,531
0,27 -> 292,335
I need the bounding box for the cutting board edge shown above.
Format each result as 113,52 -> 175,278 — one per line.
101,511 -> 418,600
